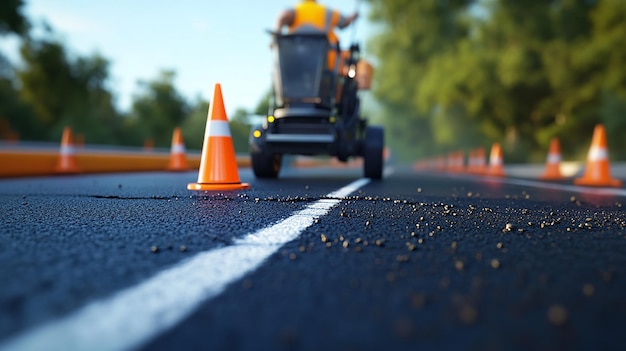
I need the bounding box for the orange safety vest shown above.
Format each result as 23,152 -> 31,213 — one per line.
288,1 -> 342,70
288,1 -> 341,45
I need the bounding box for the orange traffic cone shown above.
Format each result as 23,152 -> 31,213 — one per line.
475,147 -> 487,175
454,151 -> 464,173
540,137 -> 564,180
487,143 -> 505,177
143,138 -> 154,151
468,149 -> 478,173
574,124 -> 622,187
55,126 -> 80,174
167,127 -> 189,171
188,83 -> 250,191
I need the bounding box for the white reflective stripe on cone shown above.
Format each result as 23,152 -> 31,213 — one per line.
205,120 -> 231,138
588,147 -> 608,161
491,157 -> 502,165
171,144 -> 186,153
60,145 -> 76,155
547,154 -> 561,163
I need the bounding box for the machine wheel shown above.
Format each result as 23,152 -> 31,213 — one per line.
363,126 -> 384,179
252,151 -> 282,178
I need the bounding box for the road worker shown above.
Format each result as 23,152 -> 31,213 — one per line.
275,0 -> 359,70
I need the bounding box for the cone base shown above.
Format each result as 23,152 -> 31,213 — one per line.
55,169 -> 80,174
539,171 -> 564,180
167,156 -> 189,171
55,165 -> 80,174
487,170 -> 506,177
187,182 -> 250,191
573,177 -> 622,188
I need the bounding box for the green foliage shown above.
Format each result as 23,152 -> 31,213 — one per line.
366,0 -> 626,162
1,14 -> 259,153
600,91 -> 626,161
253,88 -> 273,116
0,76 -> 39,140
16,33 -> 122,143
230,108 -> 252,153
181,98 -> 209,151
0,3 -> 254,152
129,70 -> 189,147
0,0 -> 29,36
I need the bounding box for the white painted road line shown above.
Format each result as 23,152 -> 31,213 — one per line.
0,178 -> 371,351
498,177 -> 626,197
441,172 -> 626,197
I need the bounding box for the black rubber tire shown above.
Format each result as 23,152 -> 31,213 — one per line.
252,151 -> 282,178
363,126 -> 384,179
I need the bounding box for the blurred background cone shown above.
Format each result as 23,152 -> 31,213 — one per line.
55,126 -> 80,174
188,83 -> 249,191
167,127 -> 189,171
574,124 -> 622,187
539,137 -> 564,180
487,143 -> 505,177
475,147 -> 486,175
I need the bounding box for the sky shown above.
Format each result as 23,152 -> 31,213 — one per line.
0,0 -> 373,116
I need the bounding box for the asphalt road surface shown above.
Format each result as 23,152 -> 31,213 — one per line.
1,165 -> 625,351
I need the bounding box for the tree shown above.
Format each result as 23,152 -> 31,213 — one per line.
366,0 -> 473,160
230,108 -> 251,153
129,70 -> 190,147
0,0 -> 29,36
16,30 -> 121,143
587,0 -> 626,160
180,97 -> 209,151
0,0 -> 33,141
365,0 -> 626,163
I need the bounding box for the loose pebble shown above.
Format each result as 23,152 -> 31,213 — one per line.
547,305 -> 568,326
459,305 -> 478,324
397,255 -> 409,263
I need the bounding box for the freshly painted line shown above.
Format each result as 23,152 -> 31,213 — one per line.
0,178 -> 371,351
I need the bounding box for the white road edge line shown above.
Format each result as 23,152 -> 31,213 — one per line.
442,173 -> 626,197
0,177 -> 371,351
497,177 -> 626,197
